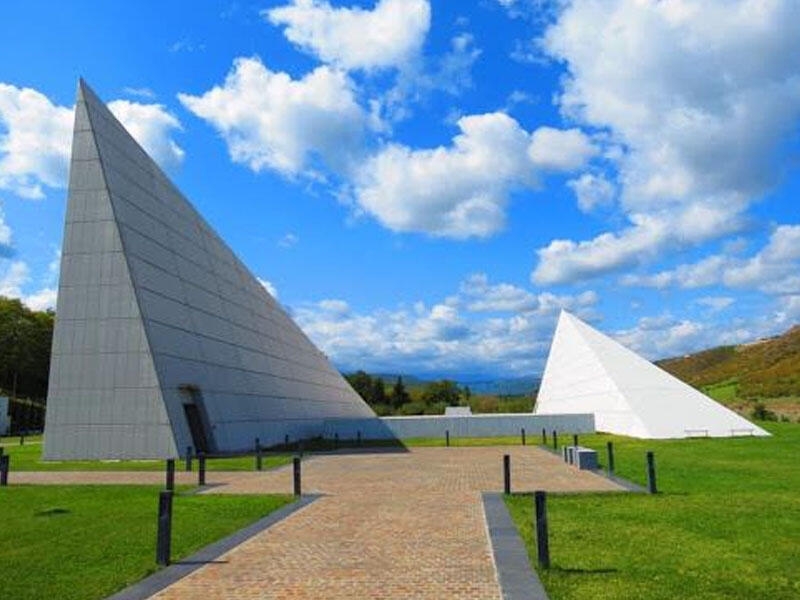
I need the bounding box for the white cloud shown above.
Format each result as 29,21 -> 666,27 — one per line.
527,127 -> 596,171
107,100 -> 184,169
568,173 -> 615,213
0,83 -> 184,199
533,204 -> 742,285
0,84 -> 72,199
615,314 -> 710,360
354,112 -> 530,238
696,296 -> 735,312
0,259 -> 57,310
122,87 -> 156,100
292,273 -> 597,375
460,272 -> 597,314
257,277 -> 278,299
530,0 -> 800,282
621,224 -> 800,294
776,295 -> 800,325
460,273 -> 537,312
265,0 -> 431,72
278,232 -> 299,248
0,204 -> 12,253
435,33 -> 482,95
179,57 -> 367,178
23,287 -> 57,311
0,260 -> 27,297
354,112 -> 595,238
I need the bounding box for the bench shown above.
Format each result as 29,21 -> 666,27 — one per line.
562,445 -> 598,470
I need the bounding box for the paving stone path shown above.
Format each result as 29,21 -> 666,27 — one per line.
150,446 -> 623,599
14,446 -> 622,598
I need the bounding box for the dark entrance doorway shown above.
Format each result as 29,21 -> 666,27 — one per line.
179,384 -> 215,454
183,403 -> 210,454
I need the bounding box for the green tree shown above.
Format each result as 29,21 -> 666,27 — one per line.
345,370 -> 374,403
420,380 -> 461,407
0,296 -> 54,401
391,376 -> 411,409
370,378 -> 387,406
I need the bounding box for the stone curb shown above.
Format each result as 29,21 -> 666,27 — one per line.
483,492 -> 549,600
106,494 -> 321,600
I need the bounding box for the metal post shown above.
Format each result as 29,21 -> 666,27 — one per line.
534,491 -> 550,569
255,438 -> 263,471
552,430 -> 558,450
165,459 -> 175,491
0,455 -> 9,486
606,441 -> 615,475
521,428 -> 526,446
503,454 -> 511,495
573,434 -> 579,448
156,490 -> 174,566
198,453 -> 206,486
293,457 -> 301,496
646,451 -> 657,494
446,430 -> 450,447
541,428 -> 547,445
185,446 -> 192,472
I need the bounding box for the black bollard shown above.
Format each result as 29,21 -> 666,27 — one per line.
285,434 -> 290,448
293,457 -> 302,496
552,430 -> 558,450
573,434 -> 579,448
534,491 -> 550,569
198,453 -> 206,486
503,454 -> 511,495
606,441 -> 615,475
155,490 -> 174,566
185,446 -> 193,472
0,455 -> 9,486
255,438 -> 263,471
165,459 -> 175,491
646,451 -> 657,494
446,430 -> 450,447
521,428 -> 526,446
541,428 -> 547,445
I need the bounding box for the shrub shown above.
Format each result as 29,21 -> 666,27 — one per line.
750,402 -> 778,421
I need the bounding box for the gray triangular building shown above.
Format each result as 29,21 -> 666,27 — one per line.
44,81 -> 374,460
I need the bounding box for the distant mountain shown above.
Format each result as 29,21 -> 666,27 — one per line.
371,373 -> 539,395
373,373 -> 427,387
658,324 -> 800,400
457,377 -> 540,396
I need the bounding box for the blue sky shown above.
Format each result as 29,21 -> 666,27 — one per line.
1,0 -> 799,379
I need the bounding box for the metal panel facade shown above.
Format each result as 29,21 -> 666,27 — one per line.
44,81 -> 374,459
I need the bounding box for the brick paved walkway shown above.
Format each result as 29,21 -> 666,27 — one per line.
147,446 -> 622,599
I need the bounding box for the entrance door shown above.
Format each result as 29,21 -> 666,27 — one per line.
183,403 -> 210,454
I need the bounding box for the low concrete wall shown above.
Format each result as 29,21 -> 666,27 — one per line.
322,413 -> 595,440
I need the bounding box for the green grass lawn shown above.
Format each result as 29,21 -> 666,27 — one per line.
505,422 -> 800,599
0,485 -> 294,600
0,436 -> 292,471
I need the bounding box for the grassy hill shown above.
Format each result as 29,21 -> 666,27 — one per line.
658,324 -> 800,419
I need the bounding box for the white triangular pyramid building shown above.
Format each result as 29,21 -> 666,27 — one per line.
44,81 -> 374,460
534,310 -> 769,439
